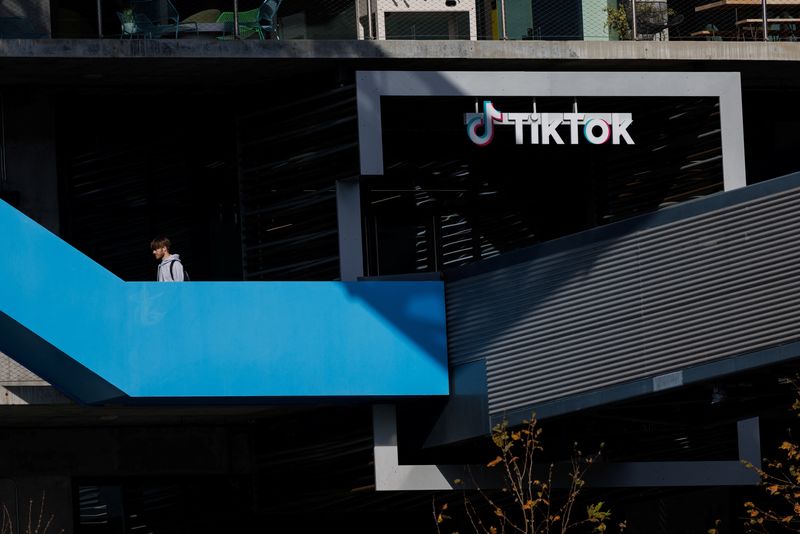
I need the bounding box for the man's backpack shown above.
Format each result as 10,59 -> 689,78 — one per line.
169,259 -> 190,281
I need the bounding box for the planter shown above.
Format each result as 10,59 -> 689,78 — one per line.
122,22 -> 138,34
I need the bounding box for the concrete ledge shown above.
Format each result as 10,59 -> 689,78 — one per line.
0,38 -> 797,62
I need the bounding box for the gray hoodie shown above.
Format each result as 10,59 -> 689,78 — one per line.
157,254 -> 185,282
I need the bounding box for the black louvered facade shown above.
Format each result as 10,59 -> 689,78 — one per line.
237,84 -> 359,281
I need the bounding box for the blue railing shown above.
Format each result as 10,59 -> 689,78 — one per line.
0,199 -> 448,403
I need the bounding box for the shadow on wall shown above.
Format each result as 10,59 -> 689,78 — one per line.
343,280 -> 448,371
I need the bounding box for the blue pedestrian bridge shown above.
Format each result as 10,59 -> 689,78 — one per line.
0,200 -> 449,404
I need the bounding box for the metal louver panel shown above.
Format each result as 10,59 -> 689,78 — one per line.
445,174 -> 800,418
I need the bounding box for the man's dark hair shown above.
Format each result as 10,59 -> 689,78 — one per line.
150,236 -> 171,251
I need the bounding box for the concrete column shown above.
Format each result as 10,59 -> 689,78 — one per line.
336,177 -> 364,281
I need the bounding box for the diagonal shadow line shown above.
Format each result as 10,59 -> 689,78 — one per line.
342,280 -> 449,373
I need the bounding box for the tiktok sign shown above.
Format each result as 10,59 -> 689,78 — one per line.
465,101 -> 635,147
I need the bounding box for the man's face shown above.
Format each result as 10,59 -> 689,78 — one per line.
153,246 -> 168,261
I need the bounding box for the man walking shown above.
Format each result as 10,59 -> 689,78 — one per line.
151,236 -> 186,282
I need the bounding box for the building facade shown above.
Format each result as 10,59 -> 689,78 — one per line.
1,1 -> 800,531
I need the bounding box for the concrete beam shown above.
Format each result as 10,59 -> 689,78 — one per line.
0,39 -> 797,63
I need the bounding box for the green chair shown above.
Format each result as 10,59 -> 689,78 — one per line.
705,23 -> 722,41
217,0 -> 283,40
768,22 -> 782,41
785,22 -> 798,41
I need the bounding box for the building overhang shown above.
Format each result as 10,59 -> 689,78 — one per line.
0,40 -> 797,88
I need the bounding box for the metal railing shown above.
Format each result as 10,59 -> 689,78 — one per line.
622,0 -> 788,42
3,0 -> 796,42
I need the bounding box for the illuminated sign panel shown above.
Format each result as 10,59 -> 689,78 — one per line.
465,100 -> 634,146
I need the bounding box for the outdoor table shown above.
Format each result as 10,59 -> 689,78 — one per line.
694,0 -> 800,40
695,0 -> 800,12
735,16 -> 800,38
195,22 -> 228,36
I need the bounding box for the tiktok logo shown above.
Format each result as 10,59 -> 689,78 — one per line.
466,101 -> 503,147
464,101 -> 634,146
583,118 -> 612,144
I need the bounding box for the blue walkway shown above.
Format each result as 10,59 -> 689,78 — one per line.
0,200 -> 449,403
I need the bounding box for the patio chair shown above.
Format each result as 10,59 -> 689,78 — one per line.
217,0 -> 283,40
783,22 -> 798,41
704,23 -> 722,41
768,22 -> 781,41
117,12 -> 166,39
777,11 -> 798,41
164,0 -> 199,38
768,21 -> 796,41
118,0 -> 198,40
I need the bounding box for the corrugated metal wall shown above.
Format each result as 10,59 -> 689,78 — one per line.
446,176 -> 800,418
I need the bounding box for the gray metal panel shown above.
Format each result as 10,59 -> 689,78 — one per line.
446,185 -> 800,418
